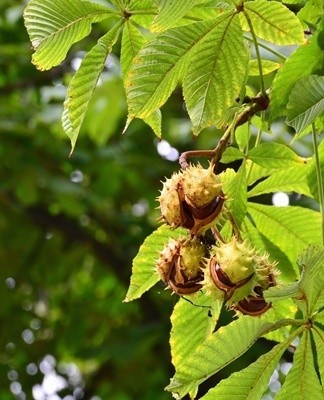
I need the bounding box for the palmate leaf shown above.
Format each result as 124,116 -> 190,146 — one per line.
247,143 -> 304,169
183,13 -> 248,134
23,0 -> 115,70
248,164 -> 312,198
241,0 -> 304,45
200,328 -> 303,400
170,292 -> 221,399
166,317 -> 277,398
269,21 -> 324,122
62,22 -> 123,154
123,225 -> 187,302
152,0 -> 203,32
247,203 -> 321,270
287,75 -> 324,132
275,330 -> 324,400
125,11 -> 248,134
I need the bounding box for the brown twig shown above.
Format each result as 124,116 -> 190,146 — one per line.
179,93 -> 269,170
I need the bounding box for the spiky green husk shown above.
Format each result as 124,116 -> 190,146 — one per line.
182,163 -> 222,208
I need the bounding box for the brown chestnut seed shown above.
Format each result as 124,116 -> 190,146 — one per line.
235,287 -> 271,316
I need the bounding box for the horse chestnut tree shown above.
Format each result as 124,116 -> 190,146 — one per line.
24,0 -> 324,399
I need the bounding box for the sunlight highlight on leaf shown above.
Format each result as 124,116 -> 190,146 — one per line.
62,22 -> 122,154
24,0 -> 114,70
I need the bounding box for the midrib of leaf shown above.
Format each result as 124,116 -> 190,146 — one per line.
126,11 -> 235,119
249,204 -> 314,243
247,203 -> 321,267
188,13 -> 236,129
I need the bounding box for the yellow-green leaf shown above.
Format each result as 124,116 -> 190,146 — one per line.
24,0 -> 115,70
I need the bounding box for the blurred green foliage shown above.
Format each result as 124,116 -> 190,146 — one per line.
0,2 -> 198,399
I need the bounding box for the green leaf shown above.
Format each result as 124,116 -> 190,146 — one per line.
120,21 -> 161,137
152,0 -> 203,32
247,203 -> 321,269
264,282 -> 300,303
222,163 -> 247,227
24,0 -> 114,70
275,331 -> 324,400
125,17 -> 220,120
121,20 -> 146,78
247,143 -> 304,169
298,244 -> 324,315
297,0 -> 324,29
312,326 -> 324,386
245,161 -> 277,186
242,216 -> 297,281
62,22 -> 123,153
287,75 -> 324,132
125,12 -> 248,133
123,225 -> 187,302
307,138 -> 324,202
142,109 -> 162,138
166,317 -> 277,398
221,146 -> 245,163
249,59 -> 281,76
235,122 -> 250,152
170,293 -> 221,393
242,0 -> 304,45
200,329 -> 302,400
183,13 -> 248,134
269,23 -> 324,122
248,164 -> 312,198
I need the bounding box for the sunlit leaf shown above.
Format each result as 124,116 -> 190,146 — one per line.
248,203 -> 321,269
125,11 -> 248,133
275,331 -> 324,399
152,0 -> 203,32
166,317 -> 277,398
287,75 -> 324,132
170,292 -> 221,397
222,163 -> 247,227
121,20 -> 146,78
297,0 -> 324,29
62,22 -> 123,153
221,147 -> 245,163
200,329 -> 302,400
183,13 -> 248,134
24,0 -> 115,70
249,59 -> 281,76
241,0 -> 304,45
248,164 -> 312,198
269,22 -> 324,122
247,143 -> 304,168
124,225 -> 187,302
242,216 -> 297,281
297,244 -> 324,315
